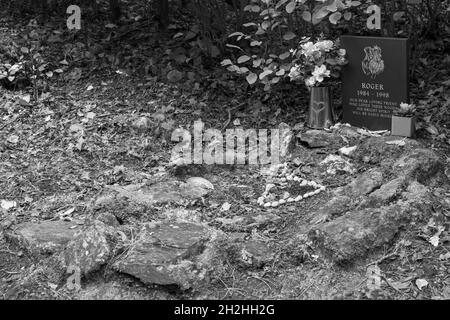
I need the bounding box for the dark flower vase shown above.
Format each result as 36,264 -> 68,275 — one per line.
308,86 -> 335,129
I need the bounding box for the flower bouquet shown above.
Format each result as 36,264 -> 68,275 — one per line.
288,37 -> 347,129
288,37 -> 347,88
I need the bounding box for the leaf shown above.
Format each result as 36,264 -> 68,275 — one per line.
221,59 -> 233,66
276,69 -> 285,76
225,44 -> 242,50
259,70 -> 273,80
279,52 -> 290,60
329,12 -> 342,24
426,125 -> 439,135
283,31 -> 296,41
429,235 -> 440,247
415,279 -> 428,290
20,47 -> 29,54
237,55 -> 251,64
7,135 -> 19,144
344,11 -> 352,20
246,72 -> 258,85
393,11 -> 405,21
228,32 -> 245,38
286,1 -> 296,13
45,71 -> 53,78
221,202 -> 231,211
250,40 -> 262,46
302,11 -> 312,22
0,200 -> 17,210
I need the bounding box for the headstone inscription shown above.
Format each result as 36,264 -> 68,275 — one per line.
341,36 -> 409,131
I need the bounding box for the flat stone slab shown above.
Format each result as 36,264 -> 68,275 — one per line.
309,181 -> 433,265
309,205 -> 409,265
113,221 -> 212,288
5,220 -> 80,254
297,130 -> 345,148
60,221 -> 117,276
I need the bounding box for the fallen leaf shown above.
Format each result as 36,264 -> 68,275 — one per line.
426,125 -> 439,135
7,135 -> 19,144
221,202 -> 231,211
415,278 -> 428,290
1,200 -> 17,210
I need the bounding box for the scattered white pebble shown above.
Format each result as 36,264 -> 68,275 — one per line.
300,180 -> 307,187
279,199 -> 286,204
271,201 -> 279,207
287,197 -> 295,202
263,202 -> 271,208
295,195 -> 303,201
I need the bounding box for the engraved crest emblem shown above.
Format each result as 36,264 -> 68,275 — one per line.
362,45 -> 385,79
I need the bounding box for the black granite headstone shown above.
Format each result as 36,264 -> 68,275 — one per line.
341,36 -> 409,131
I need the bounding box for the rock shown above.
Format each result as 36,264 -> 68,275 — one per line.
320,155 -> 355,175
132,117 -> 151,132
297,130 -> 345,148
162,208 -> 202,223
92,180 -> 212,221
367,177 -> 405,204
113,221 -> 215,289
215,213 -> 280,231
338,145 -> 357,157
5,220 -> 79,254
310,196 -> 352,224
96,212 -> 120,227
238,240 -> 274,268
392,148 -> 444,184
347,169 -> 383,197
353,136 -> 422,165
185,177 -> 214,193
59,221 -> 117,276
167,69 -> 183,83
308,203 -> 418,265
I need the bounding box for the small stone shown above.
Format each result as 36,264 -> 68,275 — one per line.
271,201 -> 279,207
295,195 -> 303,201
132,117 -> 151,132
264,202 -> 271,208
279,199 -> 286,205
287,198 -> 295,202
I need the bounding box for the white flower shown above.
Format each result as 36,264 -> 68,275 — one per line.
301,41 -> 318,57
305,76 -> 316,87
400,102 -> 410,109
315,40 -> 334,51
288,65 -> 302,81
338,48 -> 346,56
312,64 -> 330,83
